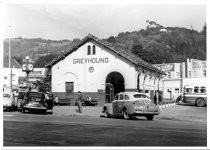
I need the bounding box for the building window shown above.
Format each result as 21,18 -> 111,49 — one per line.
175,88 -> 179,93
203,70 -> 206,77
87,45 -> 91,55
194,86 -> 199,93
200,87 -> 206,93
92,45 -> 96,55
4,76 -> 7,80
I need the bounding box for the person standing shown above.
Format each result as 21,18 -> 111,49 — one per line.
158,91 -> 162,105
76,91 -> 83,113
154,91 -> 157,105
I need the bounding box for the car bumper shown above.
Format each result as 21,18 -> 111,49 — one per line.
132,111 -> 160,116
24,106 -> 47,111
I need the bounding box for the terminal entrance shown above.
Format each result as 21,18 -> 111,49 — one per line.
105,72 -> 125,103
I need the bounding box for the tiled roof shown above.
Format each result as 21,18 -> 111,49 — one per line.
45,34 -> 165,75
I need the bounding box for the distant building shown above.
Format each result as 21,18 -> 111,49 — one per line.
153,58 -> 207,100
3,56 -> 46,90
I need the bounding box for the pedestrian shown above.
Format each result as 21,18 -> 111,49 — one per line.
158,91 -> 162,105
76,91 -> 83,113
54,96 -> 59,106
154,91 -> 157,105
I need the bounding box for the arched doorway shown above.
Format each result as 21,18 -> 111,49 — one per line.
105,72 -> 125,103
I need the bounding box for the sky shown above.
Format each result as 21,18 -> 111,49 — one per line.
3,2 -> 206,40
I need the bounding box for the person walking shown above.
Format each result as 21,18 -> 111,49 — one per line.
76,91 -> 83,113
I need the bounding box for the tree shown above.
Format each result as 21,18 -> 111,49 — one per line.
33,54 -> 58,68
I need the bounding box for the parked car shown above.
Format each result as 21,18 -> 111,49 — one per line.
21,91 -> 50,114
82,96 -> 98,106
102,92 -> 160,120
3,92 -> 16,111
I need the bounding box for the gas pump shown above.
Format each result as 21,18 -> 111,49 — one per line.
105,83 -> 114,103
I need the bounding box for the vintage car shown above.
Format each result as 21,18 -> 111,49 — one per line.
21,91 -> 53,114
102,92 -> 160,120
82,96 -> 98,106
3,92 -> 16,111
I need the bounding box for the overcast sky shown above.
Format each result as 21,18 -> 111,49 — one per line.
3,3 -> 206,40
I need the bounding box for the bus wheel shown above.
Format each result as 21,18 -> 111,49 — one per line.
196,98 -> 205,107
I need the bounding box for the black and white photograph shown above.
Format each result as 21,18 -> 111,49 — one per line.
1,0 -> 208,149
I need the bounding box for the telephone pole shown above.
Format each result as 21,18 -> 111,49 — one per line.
8,25 -> 13,92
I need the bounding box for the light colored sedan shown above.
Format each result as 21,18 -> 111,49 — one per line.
3,93 -> 16,111
102,92 -> 160,120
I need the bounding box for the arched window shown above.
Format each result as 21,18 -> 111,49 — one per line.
87,45 -> 91,55
92,45 -> 96,55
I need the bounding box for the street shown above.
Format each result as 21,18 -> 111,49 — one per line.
3,103 -> 207,146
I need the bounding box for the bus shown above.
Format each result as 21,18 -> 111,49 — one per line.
183,85 -> 207,107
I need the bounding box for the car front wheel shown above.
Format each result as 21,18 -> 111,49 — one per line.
104,109 -> 110,118
196,98 -> 205,107
123,109 -> 130,120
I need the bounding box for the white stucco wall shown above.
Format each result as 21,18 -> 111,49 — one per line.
51,41 -> 137,93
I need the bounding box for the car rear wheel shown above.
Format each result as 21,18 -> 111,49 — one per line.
146,115 -> 154,120
196,98 -> 205,107
104,109 -> 110,118
123,109 -> 130,120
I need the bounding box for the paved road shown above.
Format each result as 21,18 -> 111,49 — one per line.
3,103 -> 207,147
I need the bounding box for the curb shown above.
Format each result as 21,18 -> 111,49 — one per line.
159,103 -> 176,109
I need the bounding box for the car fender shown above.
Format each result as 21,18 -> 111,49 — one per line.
102,103 -> 113,115
123,102 -> 135,115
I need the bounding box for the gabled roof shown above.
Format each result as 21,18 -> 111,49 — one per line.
45,34 -> 165,75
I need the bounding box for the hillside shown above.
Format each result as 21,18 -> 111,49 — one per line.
3,38 -> 75,67
3,21 -> 206,68
106,21 -> 206,64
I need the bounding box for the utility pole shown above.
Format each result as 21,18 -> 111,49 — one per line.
8,25 -> 13,92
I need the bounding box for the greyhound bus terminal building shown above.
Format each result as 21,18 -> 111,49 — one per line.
46,34 -> 165,105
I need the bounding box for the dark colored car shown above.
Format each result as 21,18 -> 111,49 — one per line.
81,96 -> 98,106
21,91 -> 53,114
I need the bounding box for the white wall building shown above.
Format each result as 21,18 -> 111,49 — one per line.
46,34 -> 165,105
153,58 -> 207,100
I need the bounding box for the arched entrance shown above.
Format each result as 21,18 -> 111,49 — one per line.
105,72 -> 125,103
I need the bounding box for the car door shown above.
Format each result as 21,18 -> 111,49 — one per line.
113,94 -> 126,115
112,94 -> 119,115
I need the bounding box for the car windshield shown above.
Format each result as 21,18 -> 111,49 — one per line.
27,92 -> 44,102
133,94 -> 149,99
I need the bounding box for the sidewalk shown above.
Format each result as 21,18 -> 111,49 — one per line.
52,103 -> 206,123
53,106 -> 103,117
53,103 -> 176,118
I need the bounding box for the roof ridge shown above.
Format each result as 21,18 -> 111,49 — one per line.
45,34 -> 165,75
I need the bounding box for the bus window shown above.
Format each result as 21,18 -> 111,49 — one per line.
194,86 -> 199,93
200,87 -> 206,93
185,88 -> 192,93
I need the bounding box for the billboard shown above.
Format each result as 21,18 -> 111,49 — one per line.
153,64 -> 174,72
